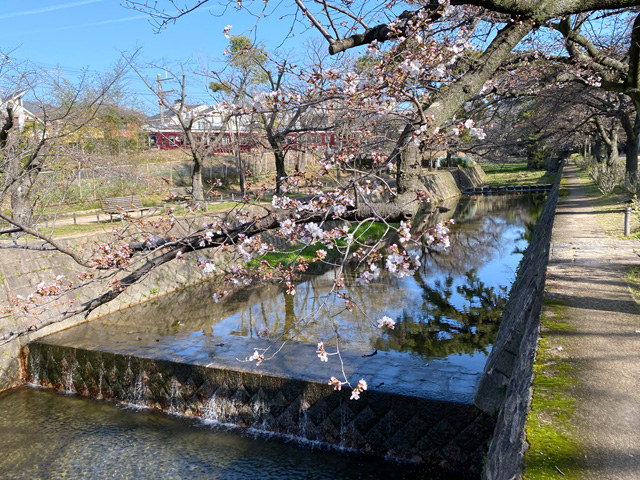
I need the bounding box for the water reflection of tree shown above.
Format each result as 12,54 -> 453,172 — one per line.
373,270 -> 507,359
419,195 -> 543,276
87,194 -> 538,355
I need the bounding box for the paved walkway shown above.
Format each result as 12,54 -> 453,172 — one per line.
541,163 -> 640,479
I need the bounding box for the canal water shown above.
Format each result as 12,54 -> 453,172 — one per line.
1,194 -> 543,479
0,388 -> 455,479
69,193 -> 541,375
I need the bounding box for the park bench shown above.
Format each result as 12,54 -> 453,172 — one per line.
100,195 -> 150,222
167,187 -> 193,201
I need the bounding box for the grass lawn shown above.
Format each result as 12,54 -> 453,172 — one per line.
40,222 -> 114,238
29,200 -> 251,239
481,162 -> 556,185
573,163 -> 637,238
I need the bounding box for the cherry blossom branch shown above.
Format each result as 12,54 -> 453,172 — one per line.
294,0 -> 337,47
457,0 -> 640,17
557,16 -> 629,75
327,3 -> 444,54
126,0 -> 211,31
626,13 -> 640,93
312,0 -> 370,30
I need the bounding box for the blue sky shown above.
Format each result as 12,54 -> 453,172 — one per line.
0,1 -> 314,111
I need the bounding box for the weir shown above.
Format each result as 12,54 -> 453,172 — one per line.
17,190 -> 547,478
462,184 -> 553,195
23,336 -> 494,475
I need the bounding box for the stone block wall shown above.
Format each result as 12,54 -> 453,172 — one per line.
477,165 -> 562,479
0,246 -> 85,390
0,243 -> 213,392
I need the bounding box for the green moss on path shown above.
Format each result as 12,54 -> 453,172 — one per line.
523,300 -> 585,480
625,268 -> 640,303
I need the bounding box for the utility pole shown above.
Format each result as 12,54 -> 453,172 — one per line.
157,74 -> 164,124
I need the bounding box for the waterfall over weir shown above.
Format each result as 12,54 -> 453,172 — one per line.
23,336 -> 494,476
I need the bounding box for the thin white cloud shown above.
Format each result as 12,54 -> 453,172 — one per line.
0,0 -> 103,20
0,15 -> 147,37
58,14 -> 147,30
90,15 -> 148,26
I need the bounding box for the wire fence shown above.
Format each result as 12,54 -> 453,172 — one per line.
34,151 -> 287,206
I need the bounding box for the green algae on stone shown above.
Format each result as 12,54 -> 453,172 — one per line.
248,221 -> 397,269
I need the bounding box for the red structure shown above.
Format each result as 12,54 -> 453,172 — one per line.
148,131 -> 253,153
285,131 -> 337,148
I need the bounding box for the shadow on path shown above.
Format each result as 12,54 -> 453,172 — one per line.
529,163 -> 640,480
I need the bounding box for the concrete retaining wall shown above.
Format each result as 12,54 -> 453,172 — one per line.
23,339 -> 495,476
421,165 -> 485,202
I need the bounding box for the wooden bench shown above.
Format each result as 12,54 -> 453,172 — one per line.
100,195 -> 150,222
167,187 -> 193,201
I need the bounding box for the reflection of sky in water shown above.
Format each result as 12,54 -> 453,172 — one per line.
207,194 -> 542,374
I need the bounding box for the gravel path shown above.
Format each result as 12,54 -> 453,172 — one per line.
542,163 -> 640,479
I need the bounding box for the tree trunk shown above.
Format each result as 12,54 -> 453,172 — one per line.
273,146 -> 287,195
233,118 -> 245,197
626,134 -> 639,180
1,104 -> 33,226
10,177 -> 34,227
396,143 -> 424,195
606,129 -> 619,167
621,110 -> 639,180
236,147 -> 245,196
593,116 -> 619,167
191,159 -> 205,202
594,137 -> 606,163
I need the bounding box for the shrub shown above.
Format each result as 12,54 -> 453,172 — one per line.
589,162 -> 623,194
436,153 -> 476,168
571,154 -> 592,171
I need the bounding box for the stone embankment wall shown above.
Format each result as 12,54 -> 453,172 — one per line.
0,165 -> 485,393
477,164 -> 563,480
0,243 -> 210,391
421,165 -> 485,201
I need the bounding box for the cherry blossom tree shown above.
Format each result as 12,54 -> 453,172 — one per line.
126,57 -> 236,202
553,10 -> 640,176
209,36 -> 358,194
5,0 -> 640,402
